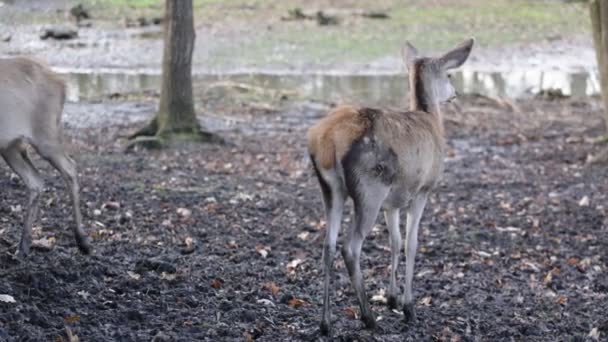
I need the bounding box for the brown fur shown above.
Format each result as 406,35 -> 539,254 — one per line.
307,105 -> 373,170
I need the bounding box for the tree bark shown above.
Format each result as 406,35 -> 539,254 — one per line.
156,0 -> 200,136
591,0 -> 608,129
129,0 -> 222,146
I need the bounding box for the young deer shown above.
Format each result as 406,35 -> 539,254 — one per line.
307,38 -> 474,333
0,57 -> 91,257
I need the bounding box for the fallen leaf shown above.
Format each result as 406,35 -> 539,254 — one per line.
161,272 -> 176,281
211,278 -> 223,289
244,332 -> 253,342
102,201 -> 120,210
262,282 -> 280,295
32,236 -> 56,250
567,257 -> 580,266
256,299 -> 275,307
256,245 -> 269,258
371,289 -> 387,303
297,232 -> 309,241
0,294 -> 16,303
185,237 -> 194,249
288,298 -> 307,308
420,296 -> 433,306
286,259 -> 303,273
344,307 -> 358,319
588,327 -> 600,340
578,196 -> 590,207
555,296 -> 567,305
77,290 -> 90,300
176,207 -> 192,219
127,271 -> 141,281
64,314 -> 80,323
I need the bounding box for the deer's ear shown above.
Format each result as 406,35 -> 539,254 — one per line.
402,41 -> 419,68
440,38 -> 474,70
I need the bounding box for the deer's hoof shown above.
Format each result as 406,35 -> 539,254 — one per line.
76,235 -> 93,255
387,295 -> 401,310
403,302 -> 416,324
17,238 -> 31,259
362,313 -> 377,330
319,320 -> 331,336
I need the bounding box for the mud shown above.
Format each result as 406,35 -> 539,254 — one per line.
1,94 -> 607,341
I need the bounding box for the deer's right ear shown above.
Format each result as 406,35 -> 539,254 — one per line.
402,41 -> 419,69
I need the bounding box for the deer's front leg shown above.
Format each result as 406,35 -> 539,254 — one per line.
384,208 -> 402,310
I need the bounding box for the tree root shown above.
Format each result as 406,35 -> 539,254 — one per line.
128,118 -> 158,140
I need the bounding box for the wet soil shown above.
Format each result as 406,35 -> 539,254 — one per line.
1,94 -> 608,341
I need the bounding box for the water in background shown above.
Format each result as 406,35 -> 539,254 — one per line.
61,69 -> 599,105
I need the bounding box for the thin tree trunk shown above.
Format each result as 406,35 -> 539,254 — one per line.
156,0 -> 200,137
591,0 -> 608,129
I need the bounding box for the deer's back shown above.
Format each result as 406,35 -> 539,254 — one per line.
373,109 -> 445,190
0,57 -> 66,149
308,106 -> 445,199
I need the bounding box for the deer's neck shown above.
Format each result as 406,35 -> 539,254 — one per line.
409,60 -> 441,120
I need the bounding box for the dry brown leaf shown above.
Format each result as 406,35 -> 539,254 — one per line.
256,245 -> 269,258
244,332 -> 254,342
211,278 -> 223,289
64,314 -> 80,324
567,257 -> 580,266
288,298 -> 307,308
344,307 -> 358,320
262,282 -> 280,295
555,296 -> 568,305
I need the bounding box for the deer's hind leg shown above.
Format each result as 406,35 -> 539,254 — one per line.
33,143 -> 91,254
2,142 -> 44,257
312,159 -> 346,335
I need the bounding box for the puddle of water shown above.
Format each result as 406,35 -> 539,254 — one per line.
60,69 -> 600,104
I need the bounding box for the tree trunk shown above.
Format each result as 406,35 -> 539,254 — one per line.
156,0 -> 199,136
591,0 -> 608,129
129,0 -> 222,146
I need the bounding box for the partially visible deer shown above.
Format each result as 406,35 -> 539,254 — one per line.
307,38 -> 474,333
0,57 -> 91,257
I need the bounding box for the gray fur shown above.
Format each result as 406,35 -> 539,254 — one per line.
0,57 -> 91,257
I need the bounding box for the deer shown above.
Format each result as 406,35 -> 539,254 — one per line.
0,57 -> 91,257
307,38 -> 474,333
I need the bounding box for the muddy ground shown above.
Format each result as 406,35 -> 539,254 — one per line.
1,92 -> 608,341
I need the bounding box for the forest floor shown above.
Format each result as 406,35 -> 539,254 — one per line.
1,91 -> 608,341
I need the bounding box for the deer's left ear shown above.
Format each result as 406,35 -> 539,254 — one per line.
440,38 -> 474,70
401,41 -> 420,69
